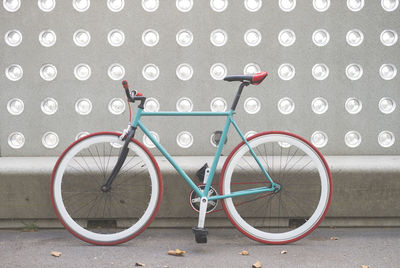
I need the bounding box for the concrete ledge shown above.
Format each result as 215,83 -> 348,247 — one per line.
1,156 -> 400,228
2,217 -> 400,230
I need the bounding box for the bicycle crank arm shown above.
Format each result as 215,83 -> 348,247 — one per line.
193,196 -> 209,243
102,127 -> 136,192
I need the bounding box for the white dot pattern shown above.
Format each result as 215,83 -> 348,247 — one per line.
1,1 -> 399,153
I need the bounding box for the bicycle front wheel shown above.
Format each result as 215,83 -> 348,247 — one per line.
51,132 -> 162,245
220,131 -> 332,244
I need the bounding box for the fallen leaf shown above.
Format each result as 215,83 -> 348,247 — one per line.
135,262 -> 145,267
51,251 -> 62,257
361,266 -> 370,268
330,236 -> 339,240
252,261 -> 262,268
280,250 -> 287,254
168,249 -> 185,256
239,250 -> 249,255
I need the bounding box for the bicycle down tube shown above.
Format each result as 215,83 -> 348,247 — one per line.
131,108 -> 277,200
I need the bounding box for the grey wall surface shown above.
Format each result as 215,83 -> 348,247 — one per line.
1,0 -> 399,157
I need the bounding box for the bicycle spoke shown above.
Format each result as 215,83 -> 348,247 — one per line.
117,160 -> 146,179
120,155 -> 140,174
240,157 -> 262,177
255,146 -> 273,178
104,144 -> 114,179
67,164 -> 100,188
69,194 -> 100,217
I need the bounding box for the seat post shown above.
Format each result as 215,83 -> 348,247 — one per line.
231,82 -> 249,111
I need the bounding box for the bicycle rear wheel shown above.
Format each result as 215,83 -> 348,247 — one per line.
51,132 -> 162,245
220,131 -> 332,244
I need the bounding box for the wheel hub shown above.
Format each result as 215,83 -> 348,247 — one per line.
101,185 -> 111,192
272,183 -> 281,193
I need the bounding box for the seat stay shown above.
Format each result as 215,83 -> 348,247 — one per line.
230,118 -> 275,185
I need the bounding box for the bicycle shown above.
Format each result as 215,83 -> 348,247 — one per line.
50,71 -> 332,245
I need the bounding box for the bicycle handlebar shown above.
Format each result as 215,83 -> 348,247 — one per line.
122,80 -> 143,101
122,80 -> 146,109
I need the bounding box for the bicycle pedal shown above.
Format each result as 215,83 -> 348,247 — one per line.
192,227 -> 208,244
195,163 -> 209,182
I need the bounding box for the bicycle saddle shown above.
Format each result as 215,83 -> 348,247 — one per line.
223,71 -> 268,85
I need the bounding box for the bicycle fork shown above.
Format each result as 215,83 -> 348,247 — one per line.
101,126 -> 136,192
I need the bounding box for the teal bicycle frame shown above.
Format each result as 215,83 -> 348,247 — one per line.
131,108 -> 279,201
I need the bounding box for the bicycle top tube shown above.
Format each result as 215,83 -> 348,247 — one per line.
141,111 -> 231,116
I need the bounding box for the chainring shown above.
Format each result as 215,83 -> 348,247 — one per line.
189,185 -> 218,213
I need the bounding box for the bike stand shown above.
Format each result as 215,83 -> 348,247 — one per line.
192,227 -> 208,243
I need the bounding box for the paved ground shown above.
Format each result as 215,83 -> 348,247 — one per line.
0,228 -> 399,267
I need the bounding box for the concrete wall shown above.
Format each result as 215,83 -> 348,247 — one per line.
1,156 -> 399,228
1,1 -> 399,157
